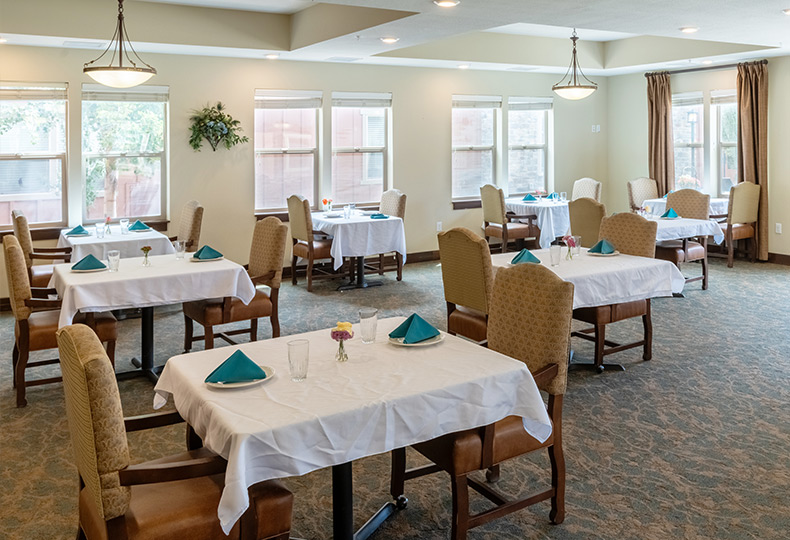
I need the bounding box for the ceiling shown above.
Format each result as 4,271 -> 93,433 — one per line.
2,0 -> 788,75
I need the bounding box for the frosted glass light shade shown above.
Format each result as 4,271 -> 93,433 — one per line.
552,85 -> 597,100
84,67 -> 155,88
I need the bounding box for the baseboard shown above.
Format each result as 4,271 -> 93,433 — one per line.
0,297 -> 9,312
768,252 -> 790,266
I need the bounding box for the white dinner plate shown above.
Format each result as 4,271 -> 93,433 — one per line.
189,256 -> 224,262
587,251 -> 620,257
130,228 -> 152,232
360,210 -> 377,216
71,267 -> 108,273
324,212 -> 342,218
388,334 -> 445,347
660,217 -> 681,220
205,366 -> 275,389
66,233 -> 91,237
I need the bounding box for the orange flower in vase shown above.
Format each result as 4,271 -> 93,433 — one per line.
141,245 -> 153,266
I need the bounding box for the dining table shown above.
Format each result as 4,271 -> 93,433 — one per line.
651,216 -> 725,244
49,253 -> 255,381
643,197 -> 729,218
152,317 -> 552,539
57,224 -> 175,260
504,197 -> 570,249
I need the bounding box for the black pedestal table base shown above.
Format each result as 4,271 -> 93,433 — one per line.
338,256 -> 382,291
332,461 -> 403,540
117,306 -> 160,382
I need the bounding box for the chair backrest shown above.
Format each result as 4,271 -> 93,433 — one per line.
728,182 -> 760,225
177,200 -> 204,252
666,189 -> 710,220
56,324 -> 132,522
380,189 -> 407,219
627,177 -> 659,210
598,213 -> 658,258
11,209 -> 34,268
249,216 -> 289,288
480,184 -> 506,225
572,177 -> 601,202
487,263 -> 574,395
286,195 -> 313,244
438,227 -> 494,314
3,235 -> 33,322
568,197 -> 606,248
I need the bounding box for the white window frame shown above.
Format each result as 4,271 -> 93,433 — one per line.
451,95 -> 501,201
0,81 -> 69,229
712,91 -> 737,198
506,97 -> 552,195
672,92 -> 705,191
81,84 -> 168,223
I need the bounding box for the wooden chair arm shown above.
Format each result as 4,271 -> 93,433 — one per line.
479,424 -> 496,469
507,213 -> 538,222
531,363 -> 560,391
119,453 -> 227,486
24,298 -> 61,309
30,287 -> 58,299
31,253 -> 72,262
124,411 -> 184,433
33,247 -> 72,254
168,235 -> 177,242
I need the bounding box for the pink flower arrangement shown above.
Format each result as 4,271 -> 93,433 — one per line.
562,235 -> 577,248
331,321 -> 353,342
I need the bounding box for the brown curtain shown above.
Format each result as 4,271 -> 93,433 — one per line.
736,61 -> 769,261
646,72 -> 675,197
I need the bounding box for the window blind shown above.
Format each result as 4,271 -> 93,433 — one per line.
711,90 -> 736,105
508,97 -> 553,111
255,89 -> 322,109
452,95 -> 502,109
332,92 -> 392,108
672,92 -> 703,107
0,82 -> 68,100
81,84 -> 169,102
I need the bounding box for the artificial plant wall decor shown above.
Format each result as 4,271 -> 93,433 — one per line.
188,102 -> 249,151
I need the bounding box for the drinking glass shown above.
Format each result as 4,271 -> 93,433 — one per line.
120,218 -> 130,235
550,245 -> 562,266
94,224 -> 104,239
173,241 -> 186,259
560,192 -> 567,203
349,203 -> 356,216
572,235 -> 582,257
359,308 -> 378,344
343,205 -> 351,219
107,250 -> 120,272
288,339 -> 309,382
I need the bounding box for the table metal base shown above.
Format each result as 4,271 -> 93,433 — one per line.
332,461 -> 403,540
116,307 -> 160,382
338,257 -> 382,291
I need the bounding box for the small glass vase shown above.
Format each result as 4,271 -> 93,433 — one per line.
142,253 -> 151,267
335,339 -> 348,362
566,247 -> 573,260
326,202 -> 333,212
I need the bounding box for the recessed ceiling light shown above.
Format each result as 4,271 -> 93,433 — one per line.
380,37 -> 400,44
434,1 -> 460,7
784,8 -> 790,15
458,64 -> 470,69
265,53 -> 279,60
680,26 -> 699,34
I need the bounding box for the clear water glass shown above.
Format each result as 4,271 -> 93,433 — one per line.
560,192 -> 567,202
107,250 -> 120,272
343,205 -> 351,219
359,308 -> 378,344
550,245 -> 562,266
173,241 -> 186,259
288,339 -> 309,382
120,218 -> 130,235
572,235 -> 582,256
94,224 -> 104,239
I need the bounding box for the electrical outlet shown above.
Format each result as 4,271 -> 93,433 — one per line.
591,125 -> 596,133
436,221 -> 442,232
776,223 -> 782,234
591,124 -> 601,133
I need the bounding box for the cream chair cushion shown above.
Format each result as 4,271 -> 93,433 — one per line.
572,178 -> 602,202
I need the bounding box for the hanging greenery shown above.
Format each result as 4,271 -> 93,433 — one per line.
188,102 -> 249,151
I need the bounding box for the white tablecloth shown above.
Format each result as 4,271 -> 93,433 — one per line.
311,212 -> 407,270
504,198 -> 570,249
652,217 -> 725,244
49,255 -> 256,328
57,225 -> 175,260
491,248 -> 685,308
643,197 -> 729,218
153,317 -> 551,533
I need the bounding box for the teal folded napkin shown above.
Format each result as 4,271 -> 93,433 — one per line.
546,192 -> 559,200
204,350 -> 266,384
128,220 -> 150,231
389,314 -> 440,344
589,239 -> 616,254
511,248 -> 541,264
71,254 -> 107,271
662,190 -> 674,199
193,245 -> 223,260
370,213 -> 390,219
66,225 -> 88,236
522,193 -> 537,202
661,208 -> 679,218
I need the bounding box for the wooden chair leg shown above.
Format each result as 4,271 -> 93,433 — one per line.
390,447 -> 406,499
593,323 -> 605,372
76,526 -> 87,540
250,318 -> 258,342
396,253 -> 403,281
750,236 -> 757,263
548,438 -> 566,524
186,424 -> 204,451
485,464 -> 500,483
106,340 -> 116,368
642,302 -> 653,361
183,314 -> 194,353
378,253 -> 385,275
701,256 -> 709,290
205,326 -> 215,350
307,257 -> 314,292
291,255 -> 298,285
727,238 -> 735,268
16,343 -> 29,408
12,343 -> 18,389
450,474 -> 470,540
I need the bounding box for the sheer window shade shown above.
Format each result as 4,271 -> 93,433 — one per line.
0,82 -> 68,100
255,89 -> 322,109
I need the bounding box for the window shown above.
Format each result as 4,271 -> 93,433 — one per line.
0,82 -> 67,228
508,97 -> 551,194
712,91 -> 737,197
331,92 -> 391,204
82,84 -> 168,221
672,92 -> 705,191
254,90 -> 321,211
451,95 -> 499,199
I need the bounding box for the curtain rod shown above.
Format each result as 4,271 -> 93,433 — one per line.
645,59 -> 767,77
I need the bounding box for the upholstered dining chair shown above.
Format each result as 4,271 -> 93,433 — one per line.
654,188 -> 710,290
183,216 -> 288,351
375,188 -> 407,280
56,324 -> 294,540
571,177 -> 602,202
391,262 -> 574,539
12,209 -> 72,287
568,197 -> 606,248
287,194 -> 335,292
480,184 -> 539,253
4,235 -> 116,408
572,213 -> 658,372
437,227 -> 494,344
716,182 -> 760,268
168,200 -> 204,252
627,177 -> 659,212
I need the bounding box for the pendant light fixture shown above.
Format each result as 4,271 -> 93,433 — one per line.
83,0 -> 156,88
552,29 -> 597,100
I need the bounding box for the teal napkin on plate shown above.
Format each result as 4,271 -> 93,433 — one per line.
66,225 -> 88,236
194,245 -> 223,260
522,193 -> 537,201
71,254 -> 107,271
662,190 -> 673,199
546,192 -> 559,200
661,208 -> 679,218
204,350 -> 266,384
389,314 -> 440,344
371,213 -> 390,219
511,248 -> 541,264
128,220 -> 150,231
589,239 -> 616,254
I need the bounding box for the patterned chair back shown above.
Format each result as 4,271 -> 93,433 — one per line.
380,189 -> 407,219
438,227 -> 494,314
287,195 -> 313,244
249,216 -> 288,288
627,177 -> 659,210
568,197 -> 606,248
177,200 -> 204,252
3,235 -> 33,322
728,182 -> 760,225
572,177 -> 602,202
480,184 -> 506,225
487,263 -> 574,395
666,189 -> 710,220
598,213 -> 658,258
11,210 -> 35,268
56,324 -> 132,522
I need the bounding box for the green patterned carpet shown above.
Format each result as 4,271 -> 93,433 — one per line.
1,258 -> 789,539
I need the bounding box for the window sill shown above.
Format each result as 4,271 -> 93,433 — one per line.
452,200 -> 482,210
0,220 -> 169,241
